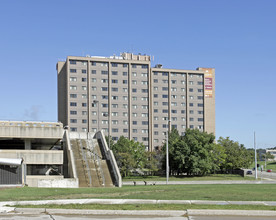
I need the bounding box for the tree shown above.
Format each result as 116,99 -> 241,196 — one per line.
111,136 -> 149,177
217,137 -> 253,171
163,128 -> 216,176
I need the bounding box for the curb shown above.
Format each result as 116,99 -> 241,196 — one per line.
187,209 -> 276,217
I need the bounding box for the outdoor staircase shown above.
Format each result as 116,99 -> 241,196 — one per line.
71,138 -> 114,188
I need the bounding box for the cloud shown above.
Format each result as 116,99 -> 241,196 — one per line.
24,105 -> 42,121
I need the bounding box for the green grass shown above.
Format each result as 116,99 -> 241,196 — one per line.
11,203 -> 276,211
123,174 -> 254,182
1,184 -> 276,202
251,161 -> 276,171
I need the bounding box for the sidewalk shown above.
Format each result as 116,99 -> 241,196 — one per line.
1,198 -> 276,217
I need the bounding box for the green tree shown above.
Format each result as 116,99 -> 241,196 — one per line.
217,137 -> 253,171
163,128 -> 216,176
111,136 -> 149,177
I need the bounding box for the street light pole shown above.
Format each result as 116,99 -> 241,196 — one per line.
166,119 -> 171,185
254,132 -> 257,180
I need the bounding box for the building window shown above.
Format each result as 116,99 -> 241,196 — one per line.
91,61 -> 96,66
142,64 -> 148,69
198,118 -> 204,122
172,110 -> 177,113
181,103 -> 185,107
123,88 -> 127,92
133,129 -> 138,133
70,69 -> 76,73
82,111 -> 87,115
70,102 -> 77,106
101,79 -> 108,83
171,87 -> 177,92
198,96 -> 203,100
132,64 -> 136,68
198,103 -> 204,107
132,88 -> 137,93
154,109 -> 158,113
91,78 -> 97,82
189,88 -> 193,92
123,71 -> 128,76
154,94 -> 158,98
112,79 -> 118,84
70,94 -> 77,98
70,119 -> 77,123
189,81 -> 194,85
123,129 -> 128,133
102,87 -> 108,91
189,96 -> 194,100
154,131 -> 158,135
102,103 -> 108,108
123,96 -> 128,100
82,69 -> 86,74
82,103 -> 87,107
132,96 -> 137,101
142,105 -> 148,109
142,89 -> 148,93
198,81 -> 203,85
189,103 -> 193,107
154,87 -> 158,91
163,80 -> 168,83
142,129 -> 148,133
141,73 -> 148,77
154,79 -> 158,83
133,121 -> 137,125
70,86 -> 77,90
162,102 -> 168,106
198,111 -> 204,114
162,94 -> 168,98
123,80 -> 127,84
112,96 -> 118,100
154,116 -> 158,120
112,128 -> 119,133
123,104 -> 128,108
162,109 -> 168,113
189,118 -> 194,121
101,71 -> 108,75
171,95 -> 177,99
112,104 -> 118,108
171,80 -> 177,84
70,77 -> 77,82
189,110 -> 194,114
91,70 -> 96,74
82,119 -> 87,123
162,87 -> 168,91
112,71 -> 118,75
132,72 -> 137,76
198,89 -> 203,92
142,121 -> 148,125
82,94 -> 87,99
162,72 -> 168,76
190,125 -> 194,129
112,120 -> 118,125
123,64 -> 128,68
82,78 -> 87,82
82,86 -> 87,90
132,113 -> 137,117
112,63 -> 118,67
132,80 -> 137,85
142,113 -> 148,117
112,112 -> 118,116
141,81 -> 148,85
70,111 -> 77,115
71,128 -> 77,132
70,60 -> 76,65
181,110 -> 185,114
154,124 -> 158,128
123,112 -> 128,117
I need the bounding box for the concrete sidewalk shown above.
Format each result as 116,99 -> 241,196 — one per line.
1,198 -> 276,217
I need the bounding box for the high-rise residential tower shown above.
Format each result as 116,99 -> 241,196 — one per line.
57,53 -> 215,151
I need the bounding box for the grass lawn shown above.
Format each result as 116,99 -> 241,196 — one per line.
123,174 -> 254,182
251,161 -> 276,171
11,203 -> 276,211
1,184 -> 276,202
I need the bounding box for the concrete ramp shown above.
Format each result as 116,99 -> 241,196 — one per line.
70,132 -> 118,187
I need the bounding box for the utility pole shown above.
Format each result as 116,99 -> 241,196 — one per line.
254,132 -> 257,180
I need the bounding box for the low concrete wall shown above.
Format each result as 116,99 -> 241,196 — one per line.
26,176 -> 78,188
0,121 -> 63,139
95,131 -> 122,187
0,150 -> 63,164
63,130 -> 77,178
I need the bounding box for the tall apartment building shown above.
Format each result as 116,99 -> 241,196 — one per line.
57,53 -> 215,151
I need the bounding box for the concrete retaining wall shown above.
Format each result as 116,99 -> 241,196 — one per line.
26,176 -> 78,188
0,150 -> 63,164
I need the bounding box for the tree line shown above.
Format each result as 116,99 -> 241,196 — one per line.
108,128 -> 254,177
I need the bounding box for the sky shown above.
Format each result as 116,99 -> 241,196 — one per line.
0,0 -> 275,149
